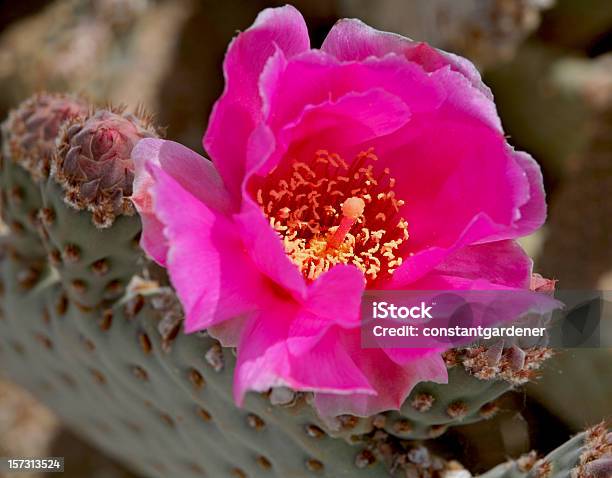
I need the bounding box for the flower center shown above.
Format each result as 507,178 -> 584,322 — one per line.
256,149 -> 409,284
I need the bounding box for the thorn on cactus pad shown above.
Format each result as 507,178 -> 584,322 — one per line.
81,336 -> 96,352
9,220 -> 25,235
148,287 -> 185,352
532,459 -> 552,477
195,407 -> 212,422
246,413 -> 266,431
428,424 -> 448,438
91,258 -> 110,276
74,300 -> 93,313
103,279 -> 123,299
55,293 -> 68,316
231,467 -> 247,478
305,424 -> 325,438
124,294 -> 144,318
355,449 -> 377,469
447,401 -> 469,419
26,209 -> 39,228
372,414 -> 386,429
269,386 -> 297,406
100,309 -> 113,330
256,456 -> 272,470
8,186 -> 24,203
159,413 -> 175,428
411,392 -> 435,412
70,279 -> 87,295
205,343 -> 224,372
90,369 -> 107,385
479,401 -> 500,419
131,366 -> 148,381
305,458 -> 324,473
511,450 -> 539,473
138,332 -> 152,354
34,333 -> 53,350
392,419 -> 412,434
16,266 -> 40,290
48,249 -> 62,266
338,414 -> 359,430
187,368 -> 205,390
62,244 -> 81,263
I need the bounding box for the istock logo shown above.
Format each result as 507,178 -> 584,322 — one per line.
372,301 -> 434,320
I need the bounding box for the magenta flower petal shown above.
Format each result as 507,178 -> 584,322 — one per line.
132,138 -> 170,265
509,150 -> 547,236
132,138 -> 234,265
314,344 -> 448,417
204,5 -> 310,198
305,265 -> 365,327
234,199 -> 308,300
142,149 -> 264,332
285,265 -> 366,357
134,6 -> 552,418
321,18 -> 492,99
258,51 -> 443,134
249,87 -> 413,179
234,307 -> 375,404
431,240 -> 533,289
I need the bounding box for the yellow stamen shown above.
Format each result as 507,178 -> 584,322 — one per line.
255,149 -> 409,284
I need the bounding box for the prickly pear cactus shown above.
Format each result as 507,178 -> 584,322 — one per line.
0,93 -> 88,260
478,422 -> 612,478
323,339 -> 552,443
0,94 -> 466,478
0,251 -> 470,478
0,93 -> 569,478
38,106 -> 159,310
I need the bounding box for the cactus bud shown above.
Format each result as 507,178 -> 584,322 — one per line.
52,107 -> 159,228
1,93 -> 88,180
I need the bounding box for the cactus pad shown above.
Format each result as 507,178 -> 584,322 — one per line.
479,422 -> 611,478
0,252 -> 473,478
0,93 -> 88,260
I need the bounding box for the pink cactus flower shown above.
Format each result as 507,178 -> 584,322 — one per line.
131,6 -> 547,417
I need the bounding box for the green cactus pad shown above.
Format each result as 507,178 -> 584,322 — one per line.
0,158 -> 46,260
38,179 -> 143,309
1,254 -> 471,478
0,93 -> 88,261
479,423 -> 611,478
323,344 -> 551,442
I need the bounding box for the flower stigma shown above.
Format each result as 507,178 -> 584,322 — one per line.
256,149 -> 409,284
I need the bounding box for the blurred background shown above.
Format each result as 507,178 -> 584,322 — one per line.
0,0 -> 610,476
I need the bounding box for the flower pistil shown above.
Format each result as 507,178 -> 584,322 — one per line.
255,149 -> 409,283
